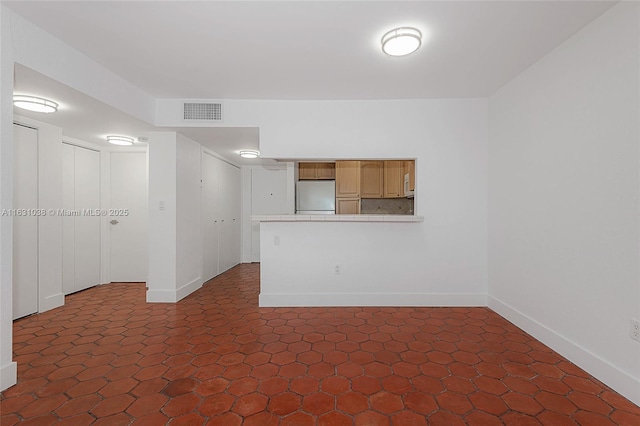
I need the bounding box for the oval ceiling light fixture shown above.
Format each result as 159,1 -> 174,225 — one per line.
381,27 -> 422,56
107,135 -> 135,146
239,150 -> 260,159
13,95 -> 59,113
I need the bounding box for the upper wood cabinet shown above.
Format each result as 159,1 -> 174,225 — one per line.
360,161 -> 384,198
335,161 -> 360,197
299,163 -> 318,180
316,163 -> 336,180
298,162 -> 335,180
403,160 -> 415,191
383,160 -> 404,198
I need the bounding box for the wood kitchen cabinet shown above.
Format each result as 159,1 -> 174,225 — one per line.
316,163 -> 336,180
335,161 -> 360,197
360,161 -> 384,198
403,160 -> 415,191
383,160 -> 404,198
298,162 -> 336,180
336,198 -> 360,214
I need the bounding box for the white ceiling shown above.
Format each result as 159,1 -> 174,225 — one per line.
6,1 -> 616,162
13,64 -> 269,165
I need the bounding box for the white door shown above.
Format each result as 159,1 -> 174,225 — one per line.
251,168 -> 288,262
219,161 -> 241,273
62,144 -> 101,294
110,152 -> 148,282
12,124 -> 38,319
73,146 -> 101,292
202,151 -> 220,281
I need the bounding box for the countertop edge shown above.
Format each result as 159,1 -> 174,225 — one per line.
251,215 -> 424,223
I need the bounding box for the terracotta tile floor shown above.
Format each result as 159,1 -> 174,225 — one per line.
2,264 -> 639,425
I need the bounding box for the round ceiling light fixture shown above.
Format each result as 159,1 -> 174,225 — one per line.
107,135 -> 135,146
13,95 -> 59,113
381,27 -> 422,56
239,150 -> 260,159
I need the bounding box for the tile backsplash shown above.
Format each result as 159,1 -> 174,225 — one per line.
361,198 -> 414,215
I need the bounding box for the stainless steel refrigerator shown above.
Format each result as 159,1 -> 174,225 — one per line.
296,180 -> 336,214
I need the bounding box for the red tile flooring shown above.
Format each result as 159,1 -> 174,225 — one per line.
1,264 -> 639,425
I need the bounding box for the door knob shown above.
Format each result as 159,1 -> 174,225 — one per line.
110,220 -> 119,225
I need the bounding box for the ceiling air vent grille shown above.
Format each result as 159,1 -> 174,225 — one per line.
183,102 -> 223,121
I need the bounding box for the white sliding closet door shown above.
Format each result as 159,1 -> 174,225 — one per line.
13,124 -> 39,319
63,144 -> 101,294
201,152 -> 241,282
219,161 -> 241,273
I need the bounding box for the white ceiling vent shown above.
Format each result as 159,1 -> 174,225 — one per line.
183,102 -> 223,121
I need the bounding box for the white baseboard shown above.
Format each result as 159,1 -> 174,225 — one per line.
146,289 -> 177,303
489,296 -> 640,406
0,362 -> 17,392
176,277 -> 203,302
259,292 -> 487,307
40,292 -> 64,313
147,277 -> 203,303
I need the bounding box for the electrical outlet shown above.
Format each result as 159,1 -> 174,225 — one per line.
631,319 -> 640,342
274,236 -> 280,246
334,264 -> 342,274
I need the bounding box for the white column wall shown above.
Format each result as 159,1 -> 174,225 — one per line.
146,132 -> 178,302
0,5 -> 16,391
176,134 -> 203,300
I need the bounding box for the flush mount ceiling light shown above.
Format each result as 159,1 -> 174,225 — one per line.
381,27 -> 422,56
13,95 -> 58,113
239,150 -> 260,159
107,135 -> 134,146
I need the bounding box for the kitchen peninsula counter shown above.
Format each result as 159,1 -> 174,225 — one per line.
251,214 -> 424,223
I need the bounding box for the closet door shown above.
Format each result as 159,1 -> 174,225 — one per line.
218,161 -> 240,273
202,151 -> 220,281
73,146 -> 101,292
62,144 -> 101,294
12,124 -> 39,319
228,164 -> 241,267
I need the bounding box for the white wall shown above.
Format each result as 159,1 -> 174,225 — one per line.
241,99 -> 489,306
176,134 -> 203,299
0,5 -> 16,391
488,2 -> 640,404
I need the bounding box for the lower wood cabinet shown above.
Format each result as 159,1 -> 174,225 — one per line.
336,198 -> 360,214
